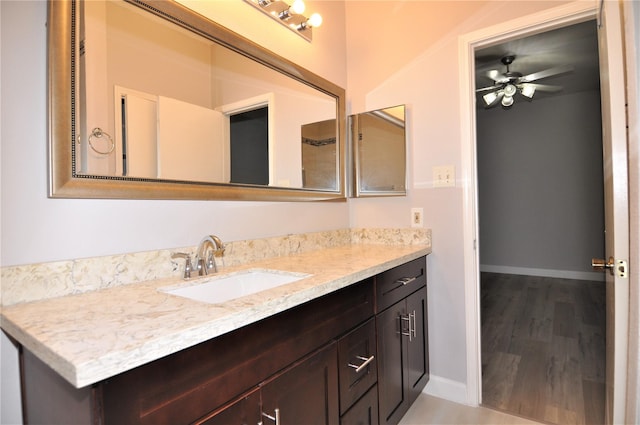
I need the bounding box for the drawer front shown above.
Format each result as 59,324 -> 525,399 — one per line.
376,257 -> 426,312
196,387 -> 261,425
338,318 -> 377,414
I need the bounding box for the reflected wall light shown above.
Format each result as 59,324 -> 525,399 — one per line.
245,0 -> 322,42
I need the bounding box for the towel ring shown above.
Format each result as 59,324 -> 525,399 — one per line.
88,127 -> 115,155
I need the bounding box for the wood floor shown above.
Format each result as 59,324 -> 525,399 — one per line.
480,273 -> 606,425
399,393 -> 542,425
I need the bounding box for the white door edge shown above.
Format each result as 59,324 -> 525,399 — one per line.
458,0 -> 598,408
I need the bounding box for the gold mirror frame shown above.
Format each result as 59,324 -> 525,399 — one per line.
48,0 -> 346,201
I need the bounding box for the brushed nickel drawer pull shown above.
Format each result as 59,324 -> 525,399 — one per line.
396,276 -> 416,286
348,355 -> 375,373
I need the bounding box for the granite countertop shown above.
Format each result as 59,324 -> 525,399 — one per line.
1,243 -> 430,389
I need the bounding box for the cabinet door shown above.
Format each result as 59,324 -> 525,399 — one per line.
340,385 -> 379,425
196,388 -> 261,425
261,343 -> 339,425
406,286 -> 429,404
376,301 -> 408,425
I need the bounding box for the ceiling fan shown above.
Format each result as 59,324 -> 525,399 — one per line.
476,55 -> 573,108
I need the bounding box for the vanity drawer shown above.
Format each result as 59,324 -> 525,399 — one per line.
338,318 -> 377,414
376,257 -> 426,312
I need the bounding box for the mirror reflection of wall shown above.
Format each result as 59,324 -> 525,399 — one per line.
301,119 -> 338,190
351,105 -> 407,197
78,0 -> 338,190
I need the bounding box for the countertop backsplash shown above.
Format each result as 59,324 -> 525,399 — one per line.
1,228 -> 431,307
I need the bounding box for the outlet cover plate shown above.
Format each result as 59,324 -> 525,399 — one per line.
411,207 -> 423,228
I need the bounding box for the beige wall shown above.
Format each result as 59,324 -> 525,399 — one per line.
344,0 -> 575,387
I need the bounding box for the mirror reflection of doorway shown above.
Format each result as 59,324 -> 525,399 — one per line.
229,107 -> 269,185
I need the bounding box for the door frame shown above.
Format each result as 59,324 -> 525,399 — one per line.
458,0 -> 630,419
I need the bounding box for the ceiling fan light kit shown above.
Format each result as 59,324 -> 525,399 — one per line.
520,84 -> 536,98
477,55 -> 571,109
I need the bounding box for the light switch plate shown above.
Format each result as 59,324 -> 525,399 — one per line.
433,165 -> 455,187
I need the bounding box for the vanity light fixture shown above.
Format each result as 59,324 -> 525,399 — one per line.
245,0 -> 322,42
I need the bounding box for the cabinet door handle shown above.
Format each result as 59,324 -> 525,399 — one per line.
410,310 -> 417,341
401,314 -> 411,340
401,312 -> 416,342
348,355 -> 375,373
262,408 -> 280,425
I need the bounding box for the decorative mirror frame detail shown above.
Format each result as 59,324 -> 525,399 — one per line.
48,0 -> 346,201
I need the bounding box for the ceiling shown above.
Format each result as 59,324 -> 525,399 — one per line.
475,20 -> 600,106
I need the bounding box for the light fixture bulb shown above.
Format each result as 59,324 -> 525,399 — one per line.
501,95 -> 514,107
503,84 -> 517,97
291,0 -> 305,14
483,92 -> 498,106
487,70 -> 500,81
520,84 -> 535,98
308,12 -> 322,27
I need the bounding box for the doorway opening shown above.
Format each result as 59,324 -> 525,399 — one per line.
229,107 -> 269,185
473,20 -> 605,425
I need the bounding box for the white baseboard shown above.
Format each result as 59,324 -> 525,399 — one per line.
424,375 -> 469,405
480,264 -> 604,282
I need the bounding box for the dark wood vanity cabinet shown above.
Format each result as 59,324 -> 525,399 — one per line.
200,343 -> 339,425
197,388 -> 261,425
375,257 -> 429,425
20,256 -> 429,425
260,343 -> 339,424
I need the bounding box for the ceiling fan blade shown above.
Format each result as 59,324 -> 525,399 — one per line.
519,65 -> 573,82
524,83 -> 564,93
476,84 -> 503,93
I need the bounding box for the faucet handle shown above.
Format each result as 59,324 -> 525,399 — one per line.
171,252 -> 193,279
206,252 -> 218,274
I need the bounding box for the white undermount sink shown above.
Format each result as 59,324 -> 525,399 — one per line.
160,269 -> 311,304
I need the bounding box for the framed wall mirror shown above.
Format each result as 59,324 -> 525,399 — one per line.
48,0 -> 346,201
351,105 -> 407,197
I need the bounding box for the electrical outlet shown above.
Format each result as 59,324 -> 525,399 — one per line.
433,165 -> 455,187
411,207 -> 423,228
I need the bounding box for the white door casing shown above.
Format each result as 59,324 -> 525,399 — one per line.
458,2 -> 631,423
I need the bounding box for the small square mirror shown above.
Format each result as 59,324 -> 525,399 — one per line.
351,105 -> 407,197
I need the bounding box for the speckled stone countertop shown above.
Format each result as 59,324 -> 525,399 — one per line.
1,243 -> 430,389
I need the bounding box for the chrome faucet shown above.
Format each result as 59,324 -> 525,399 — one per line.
195,235 -> 225,276
171,252 -> 193,279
